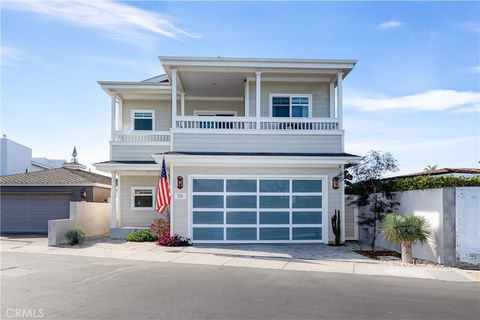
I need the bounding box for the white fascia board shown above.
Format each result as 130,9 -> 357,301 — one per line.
159,56 -> 357,78
98,82 -> 171,96
159,56 -> 357,67
156,154 -> 361,167
93,163 -> 160,173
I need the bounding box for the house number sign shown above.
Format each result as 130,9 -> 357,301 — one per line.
174,193 -> 186,200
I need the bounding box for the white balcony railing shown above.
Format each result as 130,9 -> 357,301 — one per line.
112,117 -> 340,144
175,116 -> 340,131
113,131 -> 171,143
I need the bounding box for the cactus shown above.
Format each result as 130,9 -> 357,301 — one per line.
331,209 -> 341,246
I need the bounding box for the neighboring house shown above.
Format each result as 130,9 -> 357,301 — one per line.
94,56 -> 360,243
0,164 -> 111,233
385,168 -> 480,180
0,137 -> 65,175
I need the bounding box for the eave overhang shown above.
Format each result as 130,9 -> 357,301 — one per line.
159,56 -> 357,82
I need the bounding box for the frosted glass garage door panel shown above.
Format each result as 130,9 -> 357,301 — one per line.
226,180 -> 256,192
226,211 -> 257,224
193,196 -> 224,208
193,179 -> 224,192
193,211 -> 224,224
292,227 -> 322,240
292,196 -> 322,208
226,228 -> 257,240
193,228 -> 224,240
292,211 -> 322,224
292,180 -> 322,192
260,228 -> 289,240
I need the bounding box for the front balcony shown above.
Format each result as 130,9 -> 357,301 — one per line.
175,116 -> 340,132
110,116 -> 343,160
112,116 -> 341,144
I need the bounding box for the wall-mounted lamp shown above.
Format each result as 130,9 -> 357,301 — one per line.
177,176 -> 184,190
332,177 -> 340,190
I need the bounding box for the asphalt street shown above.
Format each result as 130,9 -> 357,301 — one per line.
1,252 -> 479,320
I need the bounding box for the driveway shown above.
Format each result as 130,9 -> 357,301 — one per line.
1,235 -> 478,282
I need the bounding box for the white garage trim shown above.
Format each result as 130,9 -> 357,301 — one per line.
187,174 -> 328,243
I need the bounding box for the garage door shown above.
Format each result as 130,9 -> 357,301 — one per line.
191,177 -> 326,243
1,194 -> 71,233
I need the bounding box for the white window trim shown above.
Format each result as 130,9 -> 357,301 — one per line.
193,110 -> 238,116
131,109 -> 155,131
269,94 -> 313,118
187,175 -> 328,244
131,186 -> 156,210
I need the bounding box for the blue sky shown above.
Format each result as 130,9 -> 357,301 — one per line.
1,1 -> 479,175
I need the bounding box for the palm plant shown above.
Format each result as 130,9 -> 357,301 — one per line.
380,213 -> 431,263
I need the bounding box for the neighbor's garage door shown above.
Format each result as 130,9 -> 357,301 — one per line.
1,194 -> 71,233
191,177 -> 326,243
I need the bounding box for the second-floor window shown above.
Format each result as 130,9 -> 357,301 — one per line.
132,110 -> 154,130
271,95 -> 311,118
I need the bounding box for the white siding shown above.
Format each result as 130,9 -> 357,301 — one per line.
111,144 -> 170,161
119,175 -> 161,227
170,166 -> 343,242
248,81 -> 330,117
172,133 -> 342,153
184,100 -> 244,116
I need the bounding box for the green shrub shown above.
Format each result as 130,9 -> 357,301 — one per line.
393,175 -> 480,192
65,227 -> 86,245
126,230 -> 158,242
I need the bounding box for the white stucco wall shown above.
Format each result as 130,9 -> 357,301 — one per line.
48,202 -> 111,246
372,189 -> 445,264
0,138 -> 33,175
455,187 -> 480,267
355,186 -> 479,267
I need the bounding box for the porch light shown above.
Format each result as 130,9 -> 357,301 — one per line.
332,177 -> 340,190
177,176 -> 184,190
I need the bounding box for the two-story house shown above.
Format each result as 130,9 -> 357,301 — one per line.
94,56 -> 360,244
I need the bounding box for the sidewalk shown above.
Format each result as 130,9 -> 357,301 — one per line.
1,235 -> 478,282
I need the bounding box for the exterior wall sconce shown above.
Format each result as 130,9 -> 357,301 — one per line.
80,190 -> 87,201
177,176 -> 184,190
332,177 -> 340,190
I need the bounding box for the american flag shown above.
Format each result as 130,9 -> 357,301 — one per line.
155,158 -> 171,213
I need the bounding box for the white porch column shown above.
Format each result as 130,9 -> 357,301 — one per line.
110,93 -> 117,140
171,70 -> 177,128
255,72 -> 261,128
329,80 -> 335,118
244,79 -> 249,117
180,92 -> 185,116
117,96 -> 123,131
337,72 -> 343,130
110,170 -> 117,228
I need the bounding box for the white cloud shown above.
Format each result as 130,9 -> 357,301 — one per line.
454,22 -> 480,33
378,20 -> 404,30
472,66 -> 480,73
1,46 -> 31,65
345,89 -> 480,113
3,0 -> 200,45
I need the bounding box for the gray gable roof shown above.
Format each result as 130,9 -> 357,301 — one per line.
141,74 -> 169,83
0,168 -> 111,186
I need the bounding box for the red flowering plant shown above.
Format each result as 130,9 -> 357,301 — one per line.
150,217 -> 191,247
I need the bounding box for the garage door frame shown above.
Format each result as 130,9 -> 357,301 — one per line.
188,174 -> 328,244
